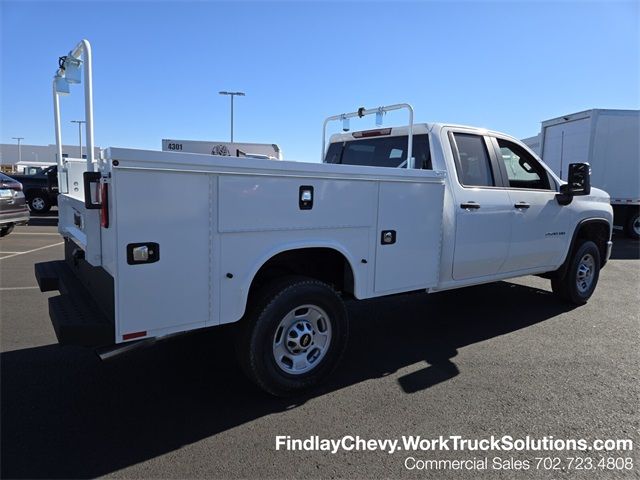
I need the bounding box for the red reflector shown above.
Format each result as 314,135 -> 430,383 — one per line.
100,183 -> 109,228
352,128 -> 392,138
123,331 -> 146,341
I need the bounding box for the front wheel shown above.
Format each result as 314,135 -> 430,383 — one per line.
236,276 -> 349,396
551,240 -> 601,305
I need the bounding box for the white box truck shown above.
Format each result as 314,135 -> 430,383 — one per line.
36,40 -> 614,396
162,139 -> 282,160
523,109 -> 639,239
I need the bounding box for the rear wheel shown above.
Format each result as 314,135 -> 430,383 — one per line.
624,211 -> 640,240
28,193 -> 51,213
551,240 -> 601,305
236,276 -> 349,396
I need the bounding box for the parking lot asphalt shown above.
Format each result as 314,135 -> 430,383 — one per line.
1,216 -> 639,479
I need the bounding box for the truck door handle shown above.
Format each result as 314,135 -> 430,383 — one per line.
460,202 -> 480,210
514,202 -> 531,209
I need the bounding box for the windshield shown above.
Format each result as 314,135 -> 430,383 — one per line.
325,134 -> 431,169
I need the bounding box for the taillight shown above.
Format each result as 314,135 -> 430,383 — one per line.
100,183 -> 109,228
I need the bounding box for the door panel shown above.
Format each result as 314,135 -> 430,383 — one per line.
503,190 -> 568,271
449,131 -> 512,280
453,189 -> 512,279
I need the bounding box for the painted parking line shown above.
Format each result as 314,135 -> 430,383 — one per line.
0,251 -> 24,254
0,242 -> 64,260
0,286 -> 40,291
11,232 -> 61,236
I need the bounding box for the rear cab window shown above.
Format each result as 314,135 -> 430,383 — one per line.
325,134 -> 431,169
450,132 -> 496,187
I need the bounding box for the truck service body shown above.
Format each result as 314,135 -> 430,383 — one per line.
36,41 -> 614,395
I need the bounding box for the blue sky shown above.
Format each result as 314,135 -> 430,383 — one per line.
1,0 -> 638,162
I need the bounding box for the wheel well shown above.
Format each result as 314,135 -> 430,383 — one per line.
575,220 -> 609,267
250,248 -> 355,298
542,219 -> 610,280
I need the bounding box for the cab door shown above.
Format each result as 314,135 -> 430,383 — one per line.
448,130 -> 512,280
489,137 -> 569,271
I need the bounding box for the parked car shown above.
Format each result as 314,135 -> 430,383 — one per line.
8,165 -> 58,213
0,173 -> 30,237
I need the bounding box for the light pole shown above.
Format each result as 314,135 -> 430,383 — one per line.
218,91 -> 245,143
70,120 -> 86,158
11,137 -> 23,164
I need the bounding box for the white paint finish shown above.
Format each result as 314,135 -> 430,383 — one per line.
374,181 -> 444,293
113,170 -> 211,339
218,175 -> 378,233
57,195 -> 102,266
502,190 -> 570,271
451,187 -> 512,280
218,228 -> 371,324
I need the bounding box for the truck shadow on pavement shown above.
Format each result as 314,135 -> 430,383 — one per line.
27,210 -> 58,227
609,235 -> 639,260
1,281 -> 571,479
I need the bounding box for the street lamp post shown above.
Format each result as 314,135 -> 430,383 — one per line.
11,137 -> 24,164
70,120 -> 86,158
218,91 -> 245,143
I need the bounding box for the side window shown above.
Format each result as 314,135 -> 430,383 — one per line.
497,139 -> 551,190
452,133 -> 495,187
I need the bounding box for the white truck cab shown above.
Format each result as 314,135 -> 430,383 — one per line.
35,41 -> 613,396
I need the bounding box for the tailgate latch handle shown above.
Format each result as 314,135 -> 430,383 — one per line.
83,172 -> 102,210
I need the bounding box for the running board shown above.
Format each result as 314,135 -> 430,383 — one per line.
95,338 -> 156,360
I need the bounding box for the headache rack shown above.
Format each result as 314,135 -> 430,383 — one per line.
321,103 -> 414,167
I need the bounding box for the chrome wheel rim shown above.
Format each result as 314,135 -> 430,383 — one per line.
272,304 -> 332,375
576,253 -> 595,294
31,197 -> 45,211
633,217 -> 640,236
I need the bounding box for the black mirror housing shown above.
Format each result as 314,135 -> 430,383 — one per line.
566,162 -> 591,196
556,162 -> 591,205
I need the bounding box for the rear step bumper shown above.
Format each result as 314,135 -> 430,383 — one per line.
35,260 -> 114,347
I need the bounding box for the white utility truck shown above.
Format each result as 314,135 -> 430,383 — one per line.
523,109 -> 639,239
162,139 -> 282,160
36,40 -> 613,396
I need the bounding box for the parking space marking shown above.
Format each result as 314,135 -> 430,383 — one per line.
0,251 -> 24,254
0,242 -> 64,260
11,232 -> 61,236
0,286 -> 40,291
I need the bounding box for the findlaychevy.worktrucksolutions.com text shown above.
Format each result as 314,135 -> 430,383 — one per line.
275,435 -> 633,455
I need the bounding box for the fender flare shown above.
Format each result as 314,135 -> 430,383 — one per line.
549,217 -> 611,279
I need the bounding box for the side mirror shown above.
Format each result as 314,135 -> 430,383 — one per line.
556,162 -> 591,205
566,162 -> 591,196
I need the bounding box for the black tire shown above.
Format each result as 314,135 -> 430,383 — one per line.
551,240 -> 601,305
28,193 -> 51,213
236,275 -> 349,397
624,211 -> 640,240
0,224 -> 14,237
